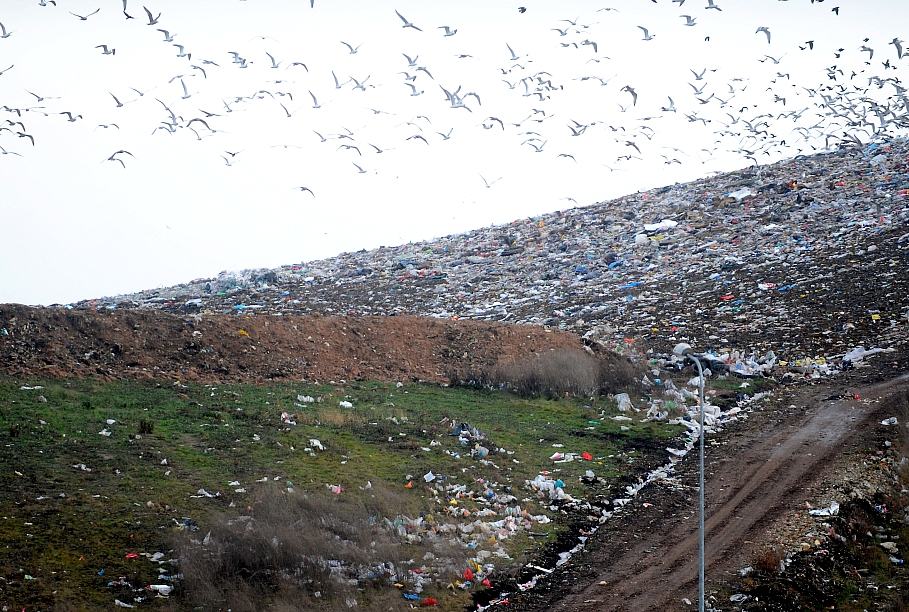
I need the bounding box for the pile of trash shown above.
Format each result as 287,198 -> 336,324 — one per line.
72,140 -> 909,380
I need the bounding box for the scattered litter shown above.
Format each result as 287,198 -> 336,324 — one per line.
808,501 -> 839,517
615,393 -> 634,412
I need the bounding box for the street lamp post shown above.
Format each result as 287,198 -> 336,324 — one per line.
674,343 -> 706,612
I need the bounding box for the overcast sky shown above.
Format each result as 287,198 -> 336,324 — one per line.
1,0 -> 907,305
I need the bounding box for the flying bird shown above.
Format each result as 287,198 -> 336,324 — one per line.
266,52 -> 281,68
479,174 -> 501,188
439,26 -> 457,36
309,90 -> 322,108
621,85 -> 638,105
637,26 -> 655,41
0,21 -> 13,38
756,27 -> 771,44
705,0 -> 721,10
96,45 -> 116,55
105,150 -> 134,169
340,41 -> 362,54
395,10 -> 422,31
681,15 -> 696,26
890,38 -> 904,59
70,8 -> 100,20
157,29 -> 175,41
404,82 -> 423,96
143,6 -> 161,25
294,187 -> 315,197
0,145 -> 22,156
25,90 -> 58,103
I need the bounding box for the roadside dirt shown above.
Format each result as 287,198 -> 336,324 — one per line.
510,373 -> 909,612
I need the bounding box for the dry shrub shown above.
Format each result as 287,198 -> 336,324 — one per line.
316,407 -> 360,427
450,348 -> 640,399
751,546 -> 785,577
174,484 -> 469,611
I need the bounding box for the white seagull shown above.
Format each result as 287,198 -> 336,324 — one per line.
340,41 -> 362,54
395,10 -> 422,31
638,26 -> 655,41
479,174 -> 501,188
71,8 -> 100,20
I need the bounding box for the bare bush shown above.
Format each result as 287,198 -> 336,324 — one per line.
450,348 -> 640,399
751,546 -> 785,577
174,484 -> 469,611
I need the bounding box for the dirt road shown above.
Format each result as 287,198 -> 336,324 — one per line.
515,373 -> 909,612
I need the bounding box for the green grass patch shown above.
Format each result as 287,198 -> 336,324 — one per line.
0,376 -> 684,611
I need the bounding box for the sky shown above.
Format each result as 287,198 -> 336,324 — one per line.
1,0 -> 907,305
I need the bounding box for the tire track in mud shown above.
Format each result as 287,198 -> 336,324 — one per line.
530,375 -> 908,612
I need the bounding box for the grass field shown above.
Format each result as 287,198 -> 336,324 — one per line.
0,376 -> 683,611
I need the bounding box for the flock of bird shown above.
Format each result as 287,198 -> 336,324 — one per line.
1,1 -> 908,199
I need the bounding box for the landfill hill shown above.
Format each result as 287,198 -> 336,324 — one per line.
50,140 -> 909,381
2,144 -> 909,612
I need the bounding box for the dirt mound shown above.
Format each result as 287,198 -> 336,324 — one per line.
0,304 -> 608,384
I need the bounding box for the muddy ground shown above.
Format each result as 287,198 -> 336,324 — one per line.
1,304 -> 907,611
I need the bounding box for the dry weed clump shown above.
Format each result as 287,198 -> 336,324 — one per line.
174,484 -> 470,611
449,348 -> 640,399
316,407 -> 360,428
751,546 -> 786,577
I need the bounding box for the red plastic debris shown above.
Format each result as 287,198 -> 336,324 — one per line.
420,598 -> 438,606
463,568 -> 474,581
581,452 -> 593,461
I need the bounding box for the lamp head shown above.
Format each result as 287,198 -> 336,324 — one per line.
673,342 -> 693,357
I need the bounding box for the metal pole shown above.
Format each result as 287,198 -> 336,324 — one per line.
690,355 -> 706,612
